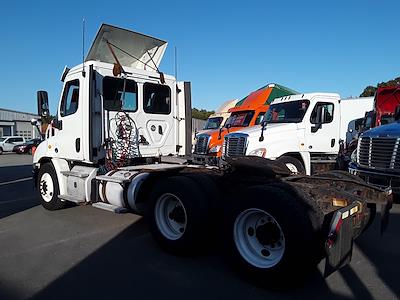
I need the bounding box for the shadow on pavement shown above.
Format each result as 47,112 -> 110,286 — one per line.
0,165 -> 33,182
0,180 -> 38,219
354,207 -> 400,299
29,218 -> 351,300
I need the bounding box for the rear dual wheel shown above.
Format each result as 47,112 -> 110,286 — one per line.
147,175 -> 212,254
227,185 -> 323,285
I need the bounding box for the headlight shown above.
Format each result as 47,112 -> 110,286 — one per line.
351,149 -> 357,163
209,145 -> 221,153
248,148 -> 266,158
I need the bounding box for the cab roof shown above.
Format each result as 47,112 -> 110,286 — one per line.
229,83 -> 298,113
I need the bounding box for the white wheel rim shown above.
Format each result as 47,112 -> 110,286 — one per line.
285,163 -> 298,174
154,193 -> 187,240
234,208 -> 285,268
40,173 -> 54,202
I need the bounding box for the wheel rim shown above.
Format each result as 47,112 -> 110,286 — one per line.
234,208 -> 285,268
154,193 -> 187,240
285,163 -> 298,174
40,173 -> 54,202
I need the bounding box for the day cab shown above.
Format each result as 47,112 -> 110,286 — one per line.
193,83 -> 297,165
199,98 -> 238,133
223,93 -> 373,175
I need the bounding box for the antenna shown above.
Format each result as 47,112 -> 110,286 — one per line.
175,46 -> 181,93
82,18 -> 86,77
174,46 -> 178,81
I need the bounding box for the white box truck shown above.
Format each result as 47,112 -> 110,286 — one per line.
223,93 -> 373,175
32,24 -> 390,286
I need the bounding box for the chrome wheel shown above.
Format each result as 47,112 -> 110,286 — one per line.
154,193 -> 187,240
40,172 -> 54,203
285,163 -> 298,174
234,208 -> 285,268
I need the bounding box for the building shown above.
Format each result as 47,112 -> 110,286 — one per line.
0,108 -> 40,139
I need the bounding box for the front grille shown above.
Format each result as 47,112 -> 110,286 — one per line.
223,134 -> 247,158
194,135 -> 210,154
358,137 -> 399,169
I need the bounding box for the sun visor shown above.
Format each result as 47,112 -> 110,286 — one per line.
86,24 -> 167,70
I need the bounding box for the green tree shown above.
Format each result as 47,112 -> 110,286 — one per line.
192,108 -> 215,120
360,76 -> 400,97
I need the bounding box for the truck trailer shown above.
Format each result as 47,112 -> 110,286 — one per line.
32,24 -> 392,286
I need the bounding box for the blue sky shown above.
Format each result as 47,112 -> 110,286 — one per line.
0,0 -> 399,114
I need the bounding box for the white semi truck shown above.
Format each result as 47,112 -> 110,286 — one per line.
223,93 -> 373,175
32,24 -> 391,286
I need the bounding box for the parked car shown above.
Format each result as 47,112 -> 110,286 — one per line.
13,138 -> 42,154
0,136 -> 26,154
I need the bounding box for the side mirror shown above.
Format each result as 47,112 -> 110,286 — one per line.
52,118 -> 63,130
311,106 -> 323,133
37,91 -> 50,117
395,105 -> 400,121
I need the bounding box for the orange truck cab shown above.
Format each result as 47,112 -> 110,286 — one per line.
193,83 -> 298,165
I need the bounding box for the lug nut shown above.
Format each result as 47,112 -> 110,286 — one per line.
248,227 -> 255,236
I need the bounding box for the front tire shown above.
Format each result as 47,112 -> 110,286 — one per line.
37,163 -> 67,210
227,185 -> 322,285
147,176 -> 210,254
276,156 -> 305,175
0,147 -> 3,155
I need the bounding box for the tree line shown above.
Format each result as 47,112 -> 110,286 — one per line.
360,76 -> 400,97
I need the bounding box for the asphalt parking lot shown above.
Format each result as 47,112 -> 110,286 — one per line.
0,153 -> 399,300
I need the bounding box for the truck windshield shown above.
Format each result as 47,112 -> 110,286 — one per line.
265,100 -> 310,123
225,111 -> 255,127
204,117 -> 223,130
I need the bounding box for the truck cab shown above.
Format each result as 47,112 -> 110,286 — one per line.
193,83 -> 298,165
32,24 -> 191,209
34,24 -> 191,168
223,93 -> 373,175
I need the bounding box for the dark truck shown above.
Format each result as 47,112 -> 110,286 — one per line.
338,86 -> 400,169
349,120 -> 400,203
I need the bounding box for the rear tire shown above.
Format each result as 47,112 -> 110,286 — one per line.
147,176 -> 211,254
277,156 -> 305,175
227,185 -> 322,286
37,163 -> 67,211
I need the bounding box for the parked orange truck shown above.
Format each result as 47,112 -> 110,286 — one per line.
193,83 -> 298,165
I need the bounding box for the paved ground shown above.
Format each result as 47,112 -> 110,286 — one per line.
0,154 -> 399,300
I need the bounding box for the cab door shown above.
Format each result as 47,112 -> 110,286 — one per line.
306,100 -> 340,154
139,82 -> 175,156
52,74 -> 84,161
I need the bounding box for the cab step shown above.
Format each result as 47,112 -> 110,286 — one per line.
92,202 -> 128,213
58,194 -> 86,203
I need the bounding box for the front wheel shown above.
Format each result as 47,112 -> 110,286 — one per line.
37,163 -> 67,210
0,147 -> 3,155
276,156 -> 305,175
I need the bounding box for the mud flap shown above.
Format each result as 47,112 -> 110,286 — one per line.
324,203 -> 359,277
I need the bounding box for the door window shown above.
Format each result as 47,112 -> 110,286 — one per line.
143,83 -> 171,114
310,102 -> 334,124
60,80 -> 80,117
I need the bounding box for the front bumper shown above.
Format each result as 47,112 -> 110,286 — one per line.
192,154 -> 220,166
349,162 -> 400,193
